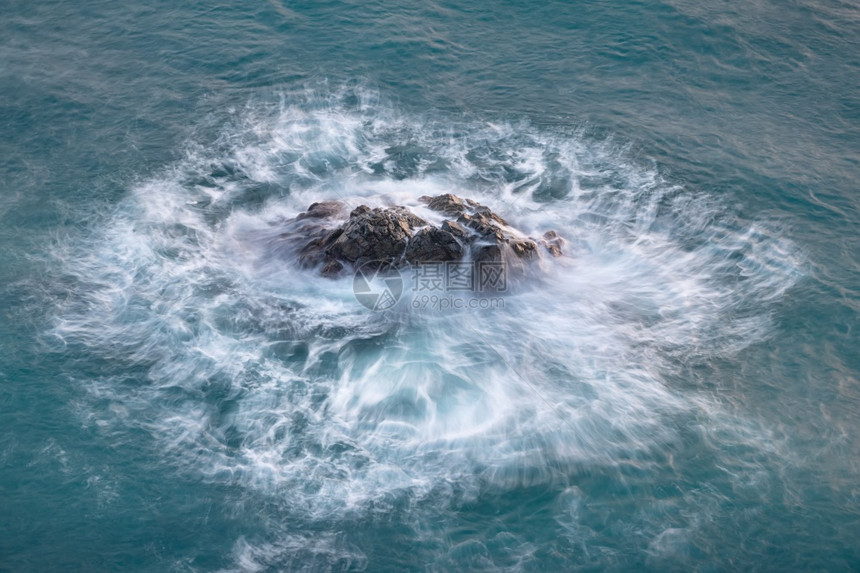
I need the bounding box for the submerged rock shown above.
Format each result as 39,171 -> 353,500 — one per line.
278,194 -> 564,277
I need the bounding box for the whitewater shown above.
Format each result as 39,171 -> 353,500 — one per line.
37,88 -> 804,569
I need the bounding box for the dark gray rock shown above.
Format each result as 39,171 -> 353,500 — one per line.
282,194 -> 564,278
473,244 -> 503,264
405,227 -> 464,264
297,226 -> 342,268
327,206 -> 421,264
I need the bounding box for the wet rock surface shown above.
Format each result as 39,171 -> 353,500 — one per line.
279,194 -> 564,277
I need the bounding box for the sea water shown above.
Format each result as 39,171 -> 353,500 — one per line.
1,1 -> 858,570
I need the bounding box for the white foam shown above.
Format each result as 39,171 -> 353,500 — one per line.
47,88 -> 802,539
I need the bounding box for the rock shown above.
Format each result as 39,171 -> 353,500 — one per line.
389,205 -> 428,229
441,219 -> 469,239
349,205 -> 371,217
473,244 -> 503,264
327,206 -> 418,264
281,194 -> 564,278
422,193 -> 467,216
297,201 -> 347,220
405,227 -> 464,264
321,259 -> 345,277
510,239 -> 538,259
297,226 -> 342,268
541,230 -> 564,257
457,213 -> 505,242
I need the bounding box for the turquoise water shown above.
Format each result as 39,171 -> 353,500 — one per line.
1,1 -> 859,570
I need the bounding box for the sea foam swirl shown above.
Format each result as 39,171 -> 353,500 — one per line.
47,87 -> 802,568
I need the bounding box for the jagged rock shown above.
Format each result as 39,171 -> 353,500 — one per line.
457,213 -> 506,242
405,227 -> 464,263
326,206 -> 424,264
421,193 -> 467,216
510,239 -> 538,259
441,219 -> 468,239
280,194 -> 564,278
389,206 -> 428,229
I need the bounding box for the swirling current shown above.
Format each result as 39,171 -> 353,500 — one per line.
45,90 -> 803,570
